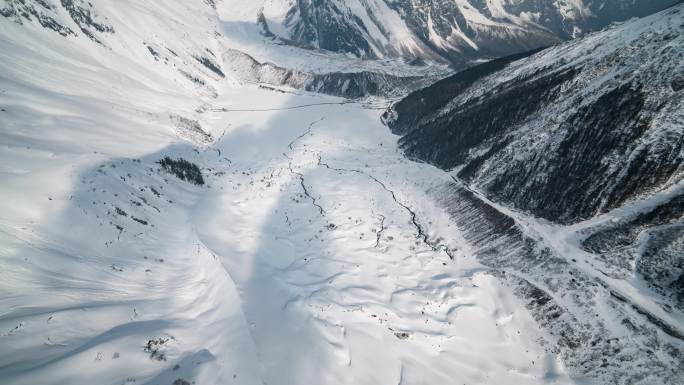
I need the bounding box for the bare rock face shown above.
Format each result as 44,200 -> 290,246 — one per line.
223,49 -> 440,99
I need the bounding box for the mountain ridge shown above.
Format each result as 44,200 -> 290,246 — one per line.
254,0 -> 680,64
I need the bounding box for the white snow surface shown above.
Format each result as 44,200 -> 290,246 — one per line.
4,1 -> 683,384
0,1 -> 580,384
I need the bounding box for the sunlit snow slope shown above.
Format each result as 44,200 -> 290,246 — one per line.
0,1 -> 572,385
0,1 -> 681,385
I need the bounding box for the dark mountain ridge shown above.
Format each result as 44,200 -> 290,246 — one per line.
385,5 -> 684,224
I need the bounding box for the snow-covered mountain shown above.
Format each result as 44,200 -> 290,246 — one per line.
0,1 -> 682,385
253,0 -> 679,64
384,5 -> 684,383
0,0 -> 449,101
2,0 -> 673,98
385,3 -> 683,225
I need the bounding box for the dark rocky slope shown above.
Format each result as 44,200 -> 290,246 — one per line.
384,8 -> 684,383
1,0 -> 114,43
429,181 -> 684,384
385,5 -> 684,224
382,48 -> 547,135
223,49 -> 440,99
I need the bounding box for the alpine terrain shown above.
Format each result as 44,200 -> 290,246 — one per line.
0,1 -> 682,385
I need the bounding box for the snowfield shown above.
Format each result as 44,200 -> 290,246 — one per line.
0,2 -> 572,383
1,1 -> 682,384
0,71 -> 574,385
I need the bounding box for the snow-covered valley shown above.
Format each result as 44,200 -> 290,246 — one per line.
1,1 -> 682,385
0,65 -> 576,385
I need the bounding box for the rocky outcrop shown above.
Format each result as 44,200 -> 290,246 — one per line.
1,0 -> 113,43
223,49 -> 438,98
